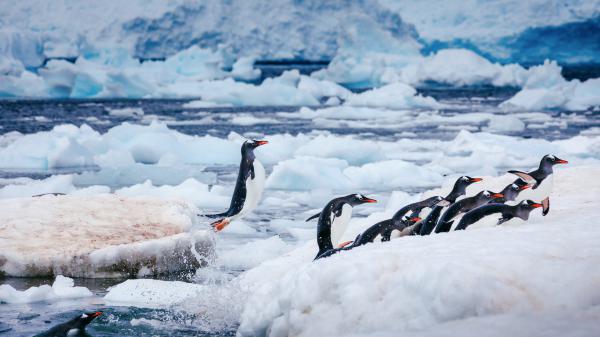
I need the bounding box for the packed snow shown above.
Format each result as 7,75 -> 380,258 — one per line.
0,194 -> 213,277
0,276 -> 92,304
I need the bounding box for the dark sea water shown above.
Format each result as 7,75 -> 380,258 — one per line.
0,67 -> 599,336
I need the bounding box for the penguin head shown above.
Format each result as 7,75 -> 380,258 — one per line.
520,200 -> 543,209
478,190 -> 504,201
540,154 -> 568,171
75,311 -> 102,328
515,200 -> 543,220
454,176 -> 482,190
502,182 -> 530,201
403,216 -> 421,225
242,139 -> 268,153
346,194 -> 377,206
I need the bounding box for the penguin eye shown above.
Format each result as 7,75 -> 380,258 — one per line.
81,314 -> 88,318
355,194 -> 362,199
461,176 -> 468,181
484,191 -> 490,196
511,184 -> 518,189
548,155 -> 555,160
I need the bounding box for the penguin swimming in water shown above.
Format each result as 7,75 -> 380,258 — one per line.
418,176 -> 483,235
310,194 -> 377,260
508,154 -> 568,216
454,200 -> 543,231
205,139 -> 268,231
34,311 -> 102,337
434,190 -> 504,233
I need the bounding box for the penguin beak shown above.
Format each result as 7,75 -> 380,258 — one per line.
491,193 -> 504,198
363,198 -> 377,203
211,218 -> 231,232
531,203 -> 543,208
555,158 -> 568,164
90,312 -> 103,318
519,185 -> 531,191
408,216 -> 421,223
470,178 -> 483,182
255,140 -> 269,146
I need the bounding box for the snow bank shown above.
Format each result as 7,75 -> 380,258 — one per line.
344,82 -> 441,109
0,194 -> 213,277
501,61 -> 600,111
0,276 -> 92,304
236,166 -> 600,337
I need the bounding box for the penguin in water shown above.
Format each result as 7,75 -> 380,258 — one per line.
310,194 -> 377,260
434,190 -> 504,233
508,154 -> 568,216
491,180 -> 530,203
205,139 -> 268,231
380,196 -> 450,240
34,311 -> 102,337
418,176 -> 483,235
454,200 -> 543,231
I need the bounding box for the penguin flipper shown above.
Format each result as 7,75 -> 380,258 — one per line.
306,212 -> 321,222
542,197 -> 550,216
508,170 -> 536,185
497,216 -> 513,225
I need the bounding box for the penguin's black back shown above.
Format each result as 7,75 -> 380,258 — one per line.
455,203 -> 509,230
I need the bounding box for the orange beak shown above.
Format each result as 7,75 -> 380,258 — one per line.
491,193 -> 504,198
364,198 -> 377,203
211,218 -> 231,232
531,203 -> 543,208
556,159 -> 568,164
255,140 -> 269,146
90,311 -> 103,318
470,178 -> 483,182
338,241 -> 354,248
408,216 -> 421,222
519,185 -> 531,191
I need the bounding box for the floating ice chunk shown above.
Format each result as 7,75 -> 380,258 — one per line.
0,194 -> 213,277
267,157 -> 352,191
182,100 -> 233,108
0,276 -> 92,304
485,115 -> 526,133
344,82 -> 441,109
230,56 -> 261,81
106,107 -> 144,117
104,279 -> 204,308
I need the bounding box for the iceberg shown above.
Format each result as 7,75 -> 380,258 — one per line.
0,194 -> 213,277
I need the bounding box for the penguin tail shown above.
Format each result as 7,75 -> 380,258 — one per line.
305,212 -> 321,222
202,211 -> 229,219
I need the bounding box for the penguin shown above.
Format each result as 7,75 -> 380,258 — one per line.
454,200 -> 543,231
34,311 -> 102,337
508,154 -> 568,216
310,194 -> 377,260
205,139 -> 268,231
418,176 -> 483,236
491,180 -> 530,203
382,196 -> 450,240
434,190 -> 504,233
352,216 -> 422,247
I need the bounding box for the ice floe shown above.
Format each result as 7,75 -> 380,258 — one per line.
0,276 -> 92,304
0,194 -> 213,277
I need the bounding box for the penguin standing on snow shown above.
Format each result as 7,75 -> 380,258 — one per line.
34,311 -> 102,337
454,200 -> 543,231
434,190 -> 504,233
508,154 -> 568,216
205,139 -> 268,231
309,194 -> 377,260
418,176 -> 483,235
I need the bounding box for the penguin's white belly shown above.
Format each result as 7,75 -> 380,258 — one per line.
236,160 -> 265,220
521,175 -> 553,202
330,204 -> 352,246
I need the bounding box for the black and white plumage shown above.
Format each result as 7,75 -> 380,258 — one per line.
434,190 -> 504,233
310,194 -> 377,260
508,154 -> 568,216
205,139 -> 268,231
418,176 -> 482,235
34,311 -> 102,337
454,200 -> 543,230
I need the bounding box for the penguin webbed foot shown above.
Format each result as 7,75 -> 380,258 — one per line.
542,197 -> 550,216
210,218 -> 231,232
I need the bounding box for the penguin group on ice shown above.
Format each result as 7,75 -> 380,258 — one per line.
37,140 -> 567,335
206,140 -> 567,261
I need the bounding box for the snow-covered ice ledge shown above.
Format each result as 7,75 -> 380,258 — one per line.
0,194 -> 213,278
